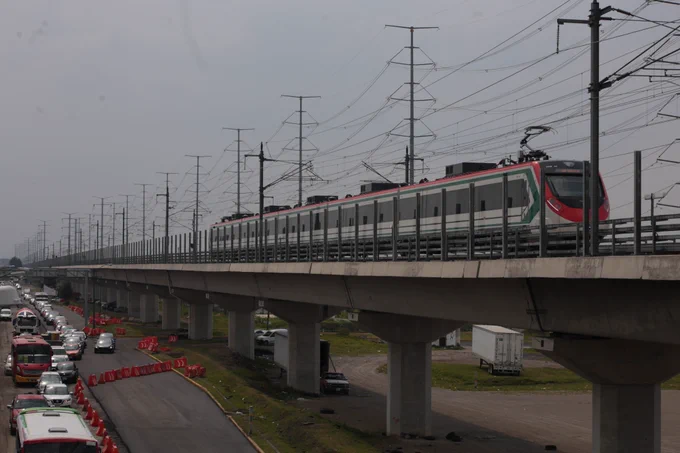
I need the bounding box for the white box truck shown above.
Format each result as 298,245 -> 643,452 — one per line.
472,325 -> 523,376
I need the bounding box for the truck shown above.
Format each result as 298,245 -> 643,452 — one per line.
274,331 -> 330,378
472,325 -> 523,376
432,329 -> 460,348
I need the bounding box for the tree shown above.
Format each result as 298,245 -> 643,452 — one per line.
9,257 -> 22,267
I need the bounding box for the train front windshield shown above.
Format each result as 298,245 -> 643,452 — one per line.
546,174 -> 605,208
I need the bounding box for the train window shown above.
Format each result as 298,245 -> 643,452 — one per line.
328,210 -> 338,229
508,179 -> 529,208
314,213 -> 321,230
480,200 -> 486,212
292,226 -> 296,233
336,220 -> 339,227
508,197 -> 513,208
379,213 -> 384,222
446,188 -> 470,214
363,216 -> 368,225
433,206 -> 439,217
282,227 -> 286,234
399,197 -> 415,221
302,224 -> 306,232
359,204 -> 373,224
349,218 -> 354,227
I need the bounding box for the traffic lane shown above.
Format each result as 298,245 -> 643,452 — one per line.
77,339 -> 255,453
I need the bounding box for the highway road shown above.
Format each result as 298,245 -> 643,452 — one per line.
58,304 -> 256,453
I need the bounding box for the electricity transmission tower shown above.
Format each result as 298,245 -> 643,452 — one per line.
281,94 -> 321,206
222,128 -> 254,215
385,25 -> 438,185
156,172 -> 178,261
185,155 -> 211,259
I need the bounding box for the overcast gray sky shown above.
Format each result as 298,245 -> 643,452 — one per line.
2,0 -> 680,258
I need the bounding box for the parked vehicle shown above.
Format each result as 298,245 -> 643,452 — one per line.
56,361 -> 78,384
16,407 -> 99,451
472,325 -> 524,376
6,394 -> 49,434
257,329 -> 287,346
0,308 -> 11,321
41,383 -> 73,407
321,372 -> 350,395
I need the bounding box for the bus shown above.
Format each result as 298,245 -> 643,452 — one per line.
15,408 -> 100,453
11,336 -> 52,385
12,308 -> 40,335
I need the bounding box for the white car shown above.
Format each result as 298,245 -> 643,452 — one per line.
0,308 -> 11,321
50,346 -> 70,370
41,383 -> 72,407
256,329 -> 287,346
37,372 -> 62,394
4,354 -> 12,376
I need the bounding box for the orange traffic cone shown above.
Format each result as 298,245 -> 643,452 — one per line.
85,405 -> 94,421
96,421 -> 107,437
110,444 -> 119,453
82,398 -> 90,412
77,392 -> 85,406
90,411 -> 100,427
98,373 -> 106,385
88,374 -> 98,387
101,436 -> 111,449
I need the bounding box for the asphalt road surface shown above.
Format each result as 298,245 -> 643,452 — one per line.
57,304 -> 255,453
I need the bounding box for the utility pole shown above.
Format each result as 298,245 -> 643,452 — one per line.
281,95 -> 321,206
119,194 -> 134,245
38,220 -> 47,262
62,213 -> 75,261
94,196 -> 112,260
386,25 -> 437,185
558,1 -> 613,255
156,172 -> 177,262
134,183 -> 151,241
185,155 -> 211,260
223,128 -> 254,215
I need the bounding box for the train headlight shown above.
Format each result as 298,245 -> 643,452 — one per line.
547,198 -> 563,212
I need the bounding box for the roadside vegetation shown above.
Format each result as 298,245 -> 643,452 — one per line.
378,363 -> 680,392
155,343 -> 383,453
321,332 -> 386,356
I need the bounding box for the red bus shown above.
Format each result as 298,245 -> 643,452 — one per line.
11,336 -> 52,385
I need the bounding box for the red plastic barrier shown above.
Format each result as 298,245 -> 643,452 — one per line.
115,369 -> 123,380
137,340 -> 147,349
83,327 -> 91,335
159,346 -> 171,352
132,366 -> 140,377
168,334 -> 178,343
88,374 -> 98,387
152,363 -> 162,373
148,343 -> 158,353
98,373 -> 106,385
115,327 -> 126,335
122,367 -> 131,379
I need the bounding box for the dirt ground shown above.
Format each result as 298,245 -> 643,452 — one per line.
296,354 -> 680,453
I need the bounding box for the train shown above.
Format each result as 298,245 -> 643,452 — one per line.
209,158 -> 610,256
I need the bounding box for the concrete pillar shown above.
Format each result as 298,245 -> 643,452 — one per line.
388,342 -> 432,436
106,288 -> 115,303
228,311 -> 255,359
128,292 -> 141,318
189,304 -> 213,340
162,298 -> 181,330
116,289 -> 127,309
265,300 -> 340,395
537,337 -> 680,453
212,294 -> 258,360
359,312 -> 464,437
139,294 -> 158,323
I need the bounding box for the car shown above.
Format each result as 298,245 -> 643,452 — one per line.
63,336 -> 85,353
94,336 -> 115,353
41,383 -> 73,407
256,329 -> 287,346
46,312 -> 58,325
0,308 -> 11,321
254,329 -> 265,336
50,346 -> 69,370
64,331 -> 87,348
320,372 -> 350,395
63,342 -> 82,361
4,354 -> 12,376
60,326 -> 77,340
56,361 -> 78,384
99,332 -> 116,348
37,372 -> 62,394
7,394 -> 49,434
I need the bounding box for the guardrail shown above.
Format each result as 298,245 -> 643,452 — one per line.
30,211 -> 680,267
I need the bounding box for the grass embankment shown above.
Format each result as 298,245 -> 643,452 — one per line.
378,363 -> 680,392
155,343 -> 381,453
321,332 -> 386,356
